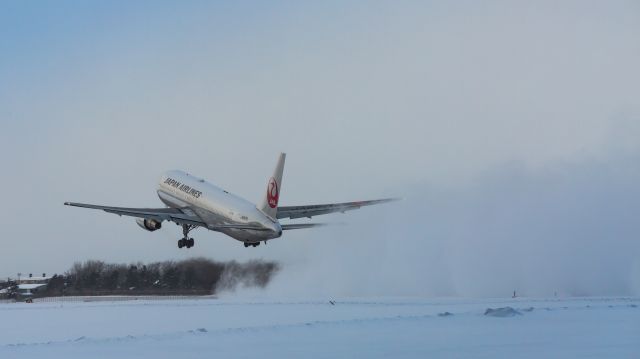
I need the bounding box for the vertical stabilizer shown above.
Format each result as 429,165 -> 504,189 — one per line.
258,153 -> 286,219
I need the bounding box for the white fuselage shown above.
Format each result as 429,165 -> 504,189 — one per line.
156,170 -> 282,242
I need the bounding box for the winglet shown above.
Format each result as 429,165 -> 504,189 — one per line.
258,153 -> 286,219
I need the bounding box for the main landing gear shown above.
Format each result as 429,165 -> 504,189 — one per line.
178,224 -> 196,249
244,242 -> 260,248
178,238 -> 194,249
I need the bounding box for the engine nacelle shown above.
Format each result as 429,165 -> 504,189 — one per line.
136,218 -> 162,232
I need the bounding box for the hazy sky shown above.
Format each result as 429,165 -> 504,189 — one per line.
1,1 -> 639,296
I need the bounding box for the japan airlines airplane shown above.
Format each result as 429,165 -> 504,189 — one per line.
65,153 -> 397,249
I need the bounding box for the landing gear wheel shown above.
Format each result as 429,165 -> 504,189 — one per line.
178,225 -> 197,249
244,242 -> 250,248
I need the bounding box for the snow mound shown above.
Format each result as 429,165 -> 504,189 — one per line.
484,307 -> 522,317
438,312 -> 454,317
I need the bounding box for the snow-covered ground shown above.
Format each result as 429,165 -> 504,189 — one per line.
0,296 -> 638,358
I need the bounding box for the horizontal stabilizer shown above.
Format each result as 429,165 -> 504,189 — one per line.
281,223 -> 329,230
277,198 -> 400,219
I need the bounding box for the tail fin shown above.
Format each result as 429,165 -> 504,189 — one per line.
258,153 -> 286,219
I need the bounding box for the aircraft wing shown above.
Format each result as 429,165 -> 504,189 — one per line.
64,202 -> 273,231
276,198 -> 399,219
64,202 -> 206,226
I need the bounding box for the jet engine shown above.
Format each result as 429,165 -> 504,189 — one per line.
136,218 -> 162,231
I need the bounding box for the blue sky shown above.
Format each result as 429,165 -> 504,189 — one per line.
1,1 -> 639,296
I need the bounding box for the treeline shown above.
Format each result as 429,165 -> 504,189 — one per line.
38,258 -> 279,297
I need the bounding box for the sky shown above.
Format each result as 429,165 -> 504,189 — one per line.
1,1 -> 639,297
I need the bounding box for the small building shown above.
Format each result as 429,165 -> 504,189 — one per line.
3,273 -> 53,298
17,283 -> 47,297
18,274 -> 52,285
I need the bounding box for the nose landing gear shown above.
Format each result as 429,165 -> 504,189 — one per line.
178,224 -> 196,249
244,242 -> 260,248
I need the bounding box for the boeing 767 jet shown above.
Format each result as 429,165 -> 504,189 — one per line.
65,153 -> 397,248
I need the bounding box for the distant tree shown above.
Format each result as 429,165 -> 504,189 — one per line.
125,265 -> 139,289
69,260 -> 105,291
45,274 -> 65,295
139,265 -> 150,289
33,257 -> 278,297
102,269 -> 120,290
162,263 -> 180,289
7,281 -> 18,299
183,266 -> 196,289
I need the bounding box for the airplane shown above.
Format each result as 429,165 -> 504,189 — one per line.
65,153 -> 397,249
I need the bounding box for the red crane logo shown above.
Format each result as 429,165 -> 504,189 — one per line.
267,177 -> 279,208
